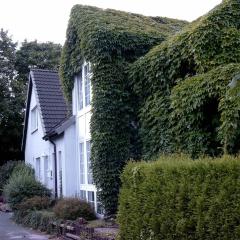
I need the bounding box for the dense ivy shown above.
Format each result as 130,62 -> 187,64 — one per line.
60,5 -> 186,215
171,64 -> 240,156
130,0 -> 240,158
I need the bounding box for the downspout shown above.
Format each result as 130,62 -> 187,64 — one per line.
49,138 -> 58,199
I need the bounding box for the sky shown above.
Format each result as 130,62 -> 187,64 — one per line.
0,0 -> 222,45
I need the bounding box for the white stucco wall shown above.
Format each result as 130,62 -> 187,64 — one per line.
63,123 -> 78,196
25,82 -> 78,198
25,86 -> 55,191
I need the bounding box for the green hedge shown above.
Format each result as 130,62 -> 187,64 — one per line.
118,155 -> 240,240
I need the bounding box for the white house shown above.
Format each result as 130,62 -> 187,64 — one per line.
22,63 -> 103,215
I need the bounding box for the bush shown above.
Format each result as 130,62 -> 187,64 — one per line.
118,155 -> 240,240
0,161 -> 22,194
3,164 -> 51,210
17,196 -> 51,212
14,210 -> 56,233
53,198 -> 96,221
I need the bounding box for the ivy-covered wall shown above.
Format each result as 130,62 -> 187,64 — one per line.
60,5 -> 187,215
130,0 -> 240,158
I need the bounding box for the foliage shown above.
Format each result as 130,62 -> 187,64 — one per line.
16,40 -> 62,78
0,160 -> 21,193
53,197 -> 96,220
0,29 -> 21,162
17,196 -> 51,212
171,64 -> 240,157
3,163 -> 51,210
0,31 -> 62,162
118,155 -> 240,240
129,0 -> 240,158
60,5 -> 186,215
14,210 -> 56,233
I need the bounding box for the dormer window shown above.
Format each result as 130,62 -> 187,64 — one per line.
31,106 -> 38,133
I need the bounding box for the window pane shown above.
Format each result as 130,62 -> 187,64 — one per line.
31,107 -> 38,131
88,191 -> 95,201
85,75 -> 91,106
87,191 -> 95,209
86,141 -> 93,184
36,157 -> 41,181
97,202 -> 104,215
79,143 -> 85,184
80,190 -> 86,200
78,75 -> 83,110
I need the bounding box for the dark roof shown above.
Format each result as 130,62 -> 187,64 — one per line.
22,69 -> 68,151
31,69 -> 68,133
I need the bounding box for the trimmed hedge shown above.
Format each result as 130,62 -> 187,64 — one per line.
118,155 -> 240,240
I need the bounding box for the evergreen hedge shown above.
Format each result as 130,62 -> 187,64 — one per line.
118,155 -> 240,240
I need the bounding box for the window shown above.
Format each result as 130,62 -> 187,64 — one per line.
86,141 -> 93,184
79,143 -> 85,184
79,190 -> 86,200
58,151 -> 63,198
84,63 -> 92,107
97,201 -> 104,215
78,75 -> 83,110
36,157 -> 41,181
31,107 -> 38,132
88,191 -> 95,209
43,156 -> 48,186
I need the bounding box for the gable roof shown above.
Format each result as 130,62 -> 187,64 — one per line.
22,69 -> 68,151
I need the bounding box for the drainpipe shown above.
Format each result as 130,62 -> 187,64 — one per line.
49,138 -> 58,199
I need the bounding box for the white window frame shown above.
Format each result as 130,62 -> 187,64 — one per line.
84,62 -> 92,107
31,106 -> 38,133
77,62 -> 92,112
35,157 -> 41,181
79,142 -> 85,184
86,140 -> 93,184
77,74 -> 83,110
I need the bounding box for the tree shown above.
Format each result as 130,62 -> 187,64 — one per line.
14,40 -> 62,110
0,29 -> 18,163
0,37 -> 62,164
15,40 -> 62,82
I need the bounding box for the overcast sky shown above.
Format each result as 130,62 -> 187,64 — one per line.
0,0 -> 222,45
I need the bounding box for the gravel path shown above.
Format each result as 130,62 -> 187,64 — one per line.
0,212 -> 50,239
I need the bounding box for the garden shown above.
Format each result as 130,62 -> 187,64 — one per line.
0,161 -> 117,240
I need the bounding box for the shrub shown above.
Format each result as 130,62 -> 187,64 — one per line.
0,161 -> 22,194
118,155 -> 240,240
14,210 -> 56,233
53,198 -> 96,221
3,164 -> 51,210
17,196 -> 51,212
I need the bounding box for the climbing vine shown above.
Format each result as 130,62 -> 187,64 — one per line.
60,0 -> 240,215
130,0 -> 240,158
60,5 -> 186,215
